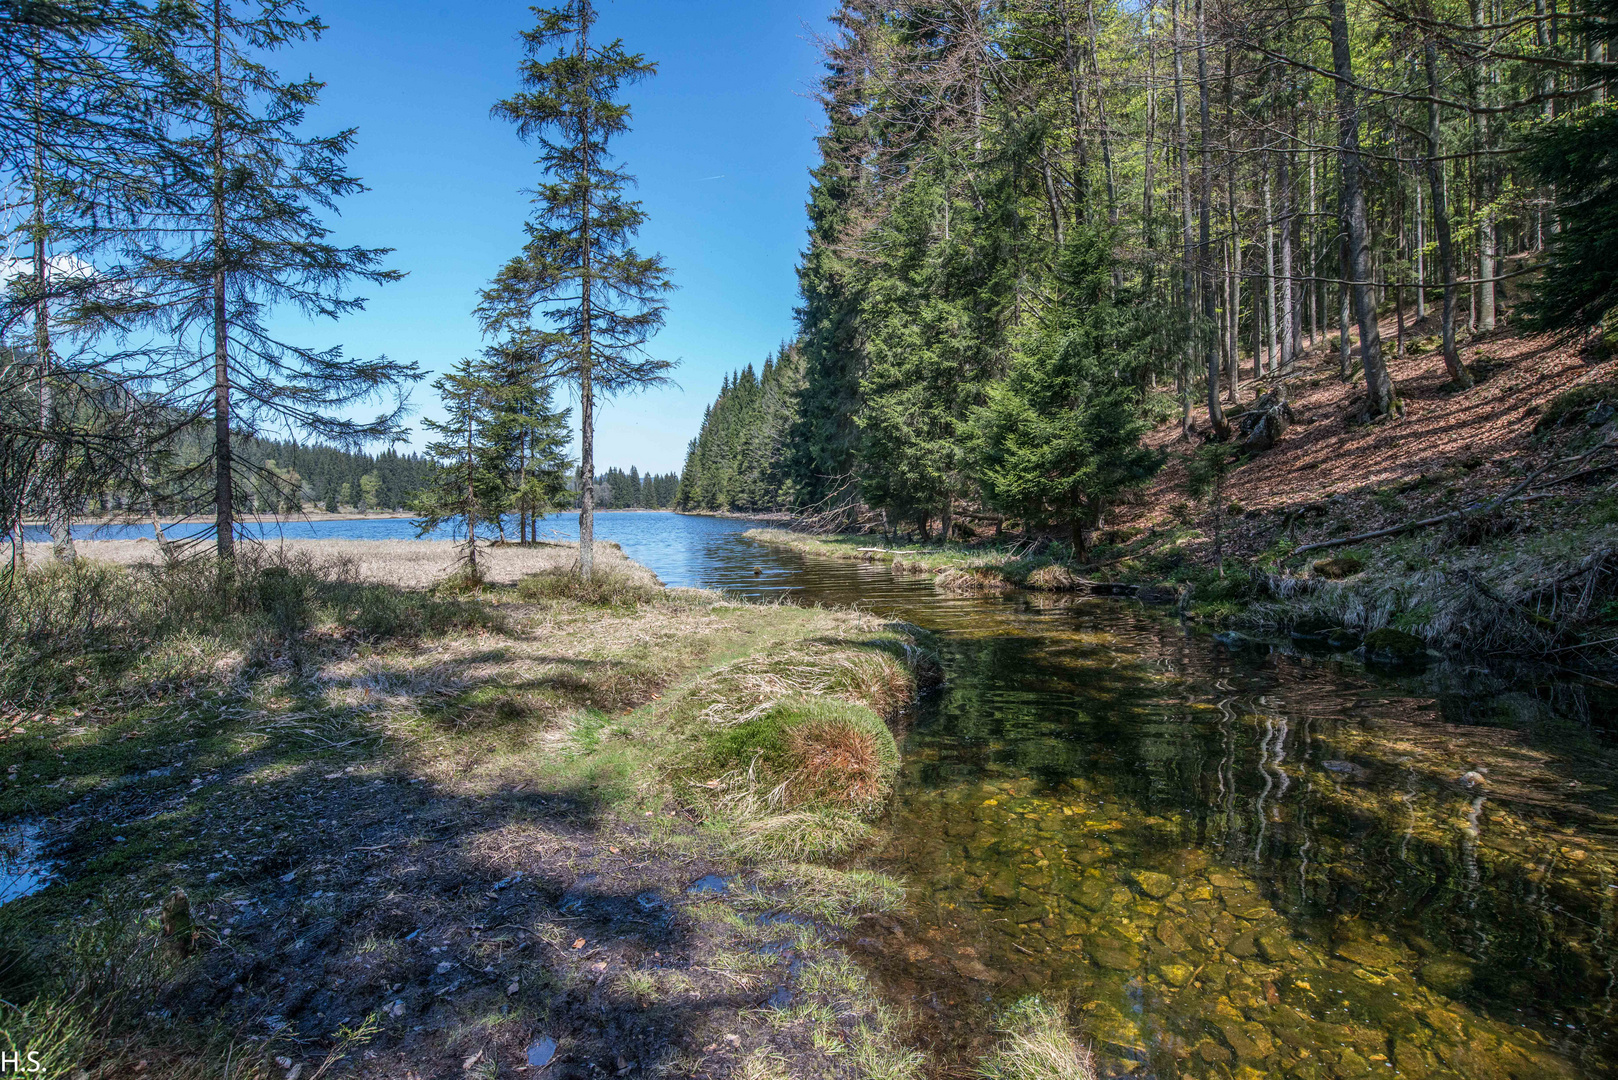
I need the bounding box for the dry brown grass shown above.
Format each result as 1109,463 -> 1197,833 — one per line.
785,718 -> 892,807
30,538 -> 656,590
1119,319 -> 1616,563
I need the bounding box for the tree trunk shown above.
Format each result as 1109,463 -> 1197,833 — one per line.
1196,0 -> 1224,433
32,58 -> 73,565
1424,40 -> 1469,386
1338,242 -> 1353,380
1263,158 -> 1278,376
1279,149 -> 1297,369
1415,181 -> 1427,321
1329,0 -> 1395,415
211,0 -> 234,564
577,3 -> 595,580
1471,0 -> 1496,331
465,392 -> 478,578
1172,0 -> 1199,434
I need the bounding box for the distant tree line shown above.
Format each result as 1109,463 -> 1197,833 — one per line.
594,467 -> 679,509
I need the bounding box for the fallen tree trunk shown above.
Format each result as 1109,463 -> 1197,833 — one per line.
1292,441 -> 1618,557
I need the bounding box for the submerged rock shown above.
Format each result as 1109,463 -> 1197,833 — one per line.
1127,870 -> 1175,899
1362,627 -> 1429,667
1418,956 -> 1475,996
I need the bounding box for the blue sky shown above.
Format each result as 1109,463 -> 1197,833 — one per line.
288,0 -> 837,473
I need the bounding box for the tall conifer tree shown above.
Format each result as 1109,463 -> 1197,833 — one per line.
477,0 -> 674,580
133,0 -> 415,562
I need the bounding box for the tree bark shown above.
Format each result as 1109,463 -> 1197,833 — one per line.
33,52 -> 73,564
1196,0 -> 1224,433
1328,0 -> 1395,415
577,2 -> 596,580
1263,158 -> 1278,376
1424,40 -> 1469,386
211,0 -> 234,564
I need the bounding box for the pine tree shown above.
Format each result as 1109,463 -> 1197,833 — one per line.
1525,104 -> 1618,334
477,0 -> 674,579
412,360 -> 499,578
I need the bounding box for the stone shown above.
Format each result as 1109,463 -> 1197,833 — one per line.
1129,870 -> 1175,899
1156,961 -> 1195,987
1362,627 -> 1429,667
1196,1040 -> 1231,1063
1217,1019 -> 1274,1060
1257,931 -> 1296,963
1156,921 -> 1189,953
1333,940 -> 1401,971
1088,938 -> 1142,971
1313,556 -> 1365,579
1137,582 -> 1181,604
1418,956 -> 1474,996
1394,1039 -> 1433,1078
1228,931 -> 1259,959
980,874 -> 1019,904
1070,877 -> 1114,912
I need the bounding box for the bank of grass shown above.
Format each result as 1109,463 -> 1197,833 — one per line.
0,543 -> 937,1079
977,997 -> 1095,1080
744,527 -> 1103,595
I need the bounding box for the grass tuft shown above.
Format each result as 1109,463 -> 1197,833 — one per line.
977,996 -> 1095,1080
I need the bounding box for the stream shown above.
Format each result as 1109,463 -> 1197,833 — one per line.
695,526 -> 1618,1080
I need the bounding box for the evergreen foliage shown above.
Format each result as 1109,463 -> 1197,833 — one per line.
476,0 -> 673,578
1525,104 -> 1618,332
972,230 -> 1164,555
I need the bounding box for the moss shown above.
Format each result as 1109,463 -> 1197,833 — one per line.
1362,627 -> 1429,667
695,695 -> 899,816
1534,378 -> 1618,433
1312,555 -> 1365,579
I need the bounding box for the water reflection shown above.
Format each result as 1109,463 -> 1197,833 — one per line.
703,544 -> 1618,1080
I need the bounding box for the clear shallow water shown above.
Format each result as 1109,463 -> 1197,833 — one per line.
692,532 -> 1618,1080
0,821 -> 51,907
25,515 -> 1618,1076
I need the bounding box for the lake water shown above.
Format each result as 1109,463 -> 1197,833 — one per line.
25,512 -> 1618,1077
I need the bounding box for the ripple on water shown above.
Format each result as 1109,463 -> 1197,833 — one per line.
723,552 -> 1618,1079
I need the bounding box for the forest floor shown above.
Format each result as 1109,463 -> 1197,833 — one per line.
752,315 -> 1618,668
0,542 -> 1067,1080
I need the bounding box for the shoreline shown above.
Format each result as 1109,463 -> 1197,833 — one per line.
742,523 -> 1618,675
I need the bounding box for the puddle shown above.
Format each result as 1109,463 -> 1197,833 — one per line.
525,1035 -> 558,1069
0,821 -> 52,906
686,874 -> 731,896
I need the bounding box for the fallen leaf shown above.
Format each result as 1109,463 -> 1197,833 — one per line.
507,979 -> 519,994
572,938 -> 585,949
608,846 -> 620,854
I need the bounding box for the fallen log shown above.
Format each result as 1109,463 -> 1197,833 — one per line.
1292,441 -> 1617,557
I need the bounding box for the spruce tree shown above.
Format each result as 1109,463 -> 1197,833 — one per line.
972,230 -> 1163,556
412,360 -> 499,578
134,0 -> 415,563
477,0 -> 674,580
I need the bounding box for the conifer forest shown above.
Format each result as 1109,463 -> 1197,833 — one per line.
678,0 -> 1618,548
